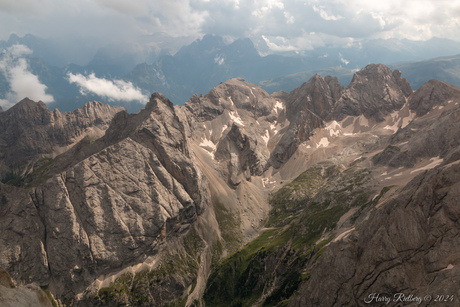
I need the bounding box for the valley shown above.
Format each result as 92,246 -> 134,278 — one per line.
1,63 -> 460,306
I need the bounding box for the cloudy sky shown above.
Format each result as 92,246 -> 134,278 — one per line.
0,0 -> 459,108
1,0 -> 459,51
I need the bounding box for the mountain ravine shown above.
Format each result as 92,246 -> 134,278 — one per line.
1,64 -> 460,306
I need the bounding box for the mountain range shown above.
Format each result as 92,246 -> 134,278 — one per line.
1,63 -> 460,306
1,34 -> 460,113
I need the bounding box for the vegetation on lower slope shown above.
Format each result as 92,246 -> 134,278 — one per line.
203,162 -> 391,307
1,157 -> 56,187
73,162 -> 393,307
86,226 -> 205,307
213,199 -> 243,255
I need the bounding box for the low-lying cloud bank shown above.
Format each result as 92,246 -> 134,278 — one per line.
67,72 -> 148,103
0,44 -> 54,109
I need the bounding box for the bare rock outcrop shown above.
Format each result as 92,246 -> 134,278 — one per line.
182,78 -> 282,182
373,83 -> 460,168
290,159 -> 460,306
333,64 -> 412,121
3,64 -> 460,306
0,266 -> 53,307
0,98 -> 124,179
270,74 -> 338,167
215,123 -> 269,186
409,79 -> 460,116
0,93 -> 210,301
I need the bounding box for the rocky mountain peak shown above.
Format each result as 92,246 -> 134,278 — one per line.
0,98 -> 124,180
208,78 -> 272,112
4,64 -> 460,307
4,98 -> 49,119
269,74 -> 337,168
0,92 -> 210,300
146,92 -> 175,111
184,78 -> 276,124
409,79 -> 460,116
77,100 -> 122,119
175,34 -> 225,58
324,75 -> 344,102
102,92 -> 186,153
286,74 -> 335,120
333,63 -> 412,121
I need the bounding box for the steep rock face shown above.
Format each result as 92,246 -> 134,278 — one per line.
182,78 -> 283,182
4,64 -> 460,306
409,79 -> 460,116
0,266 -> 53,307
203,73 -> 460,307
373,85 -> 460,168
203,163 -> 378,307
290,159 -> 460,306
215,123 -> 269,186
0,94 -> 210,301
183,77 -> 278,125
324,75 -> 344,102
333,64 -> 412,121
0,98 -> 124,179
270,74 -> 338,167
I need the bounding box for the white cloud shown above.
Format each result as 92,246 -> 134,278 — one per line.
284,11 -> 295,24
252,0 -> 284,18
261,35 -> 299,52
0,0 -> 459,57
335,0 -> 460,40
67,72 -> 148,103
312,5 -> 343,21
339,52 -> 349,65
0,44 -> 54,109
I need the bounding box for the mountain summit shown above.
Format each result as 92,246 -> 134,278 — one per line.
1,64 -> 460,306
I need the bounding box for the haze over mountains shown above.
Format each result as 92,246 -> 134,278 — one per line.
1,33 -> 460,112
1,62 -> 460,306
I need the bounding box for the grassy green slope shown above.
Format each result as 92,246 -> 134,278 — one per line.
204,162 -> 393,307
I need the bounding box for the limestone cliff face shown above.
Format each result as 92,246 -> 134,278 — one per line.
2,64 -> 460,306
0,98 -> 124,179
373,81 -> 460,169
333,64 -> 412,121
290,159 -> 460,306
409,79 -> 460,116
182,78 -> 283,186
0,94 -> 209,301
270,74 -> 340,167
200,67 -> 460,307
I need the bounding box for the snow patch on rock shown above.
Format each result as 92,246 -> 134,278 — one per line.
274,101 -> 284,114
384,122 -> 399,133
317,137 -> 330,148
199,137 -> 216,159
262,130 -> 270,145
229,111 -> 244,126
410,157 -> 443,174
325,121 -> 342,137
